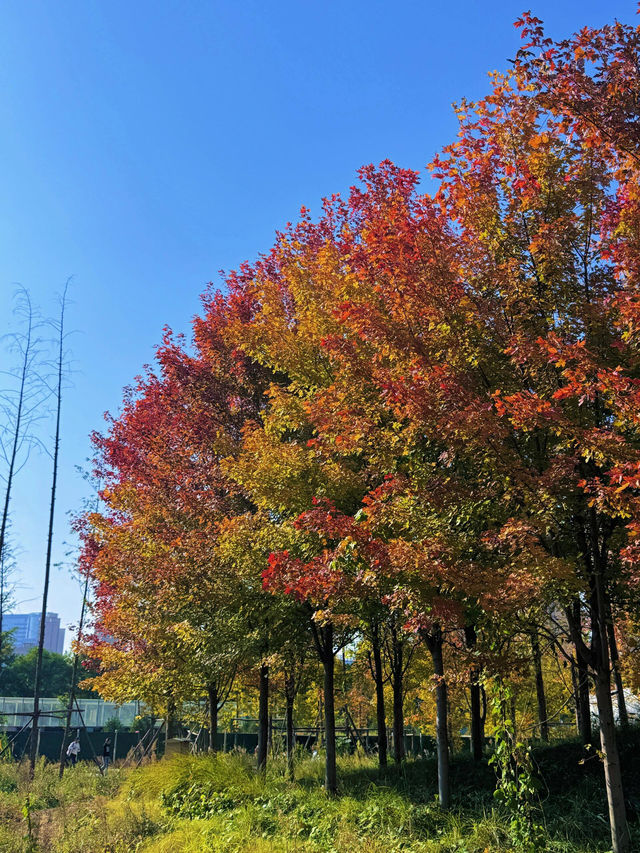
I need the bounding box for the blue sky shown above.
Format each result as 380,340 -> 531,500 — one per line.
0,0 -> 635,647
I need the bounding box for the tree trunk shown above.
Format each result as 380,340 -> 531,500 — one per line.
480,683 -> 487,743
311,620 -> 338,794
257,663 -> 269,772
469,678 -> 482,759
371,629 -> 388,769
424,627 -> 450,809
285,674 -> 295,781
164,698 -> 175,754
323,638 -> 337,795
606,606 -> 628,727
59,568 -> 90,778
59,663 -> 80,777
594,668 -> 630,852
29,284 -> 68,777
531,632 -> 549,742
578,663 -> 591,743
391,638 -> 405,764
464,626 -> 483,761
591,544 -> 630,853
566,600 -> 592,745
571,660 -> 581,735
207,683 -> 218,752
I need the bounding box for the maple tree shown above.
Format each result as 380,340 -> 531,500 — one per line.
224,159 -> 542,805
82,308 -> 264,737
76,11 -> 640,850
215,216 -> 468,791
82,292 -> 316,770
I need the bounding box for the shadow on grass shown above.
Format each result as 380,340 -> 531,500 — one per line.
119,728 -> 640,852
318,727 -> 640,851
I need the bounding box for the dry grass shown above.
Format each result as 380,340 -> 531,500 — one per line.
0,741 -> 637,852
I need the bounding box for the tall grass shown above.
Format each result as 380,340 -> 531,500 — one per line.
0,738 -> 638,852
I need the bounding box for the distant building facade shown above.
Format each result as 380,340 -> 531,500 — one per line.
4,612 -> 65,656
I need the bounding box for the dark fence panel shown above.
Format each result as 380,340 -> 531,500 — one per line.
2,727 -> 435,762
4,730 -> 151,763
212,732 -> 258,752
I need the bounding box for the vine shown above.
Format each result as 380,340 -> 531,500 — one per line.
488,682 -> 546,852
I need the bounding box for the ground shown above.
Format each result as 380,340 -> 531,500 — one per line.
0,734 -> 638,852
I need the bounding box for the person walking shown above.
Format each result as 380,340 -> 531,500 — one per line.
102,737 -> 112,772
66,737 -> 80,767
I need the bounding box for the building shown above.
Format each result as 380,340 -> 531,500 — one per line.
4,612 -> 65,656
0,696 -> 139,729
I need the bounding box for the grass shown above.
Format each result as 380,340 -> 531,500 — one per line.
0,733 -> 638,852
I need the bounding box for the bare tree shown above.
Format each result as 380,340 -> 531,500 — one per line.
29,281 -> 70,775
0,289 -> 46,664
0,532 -> 17,679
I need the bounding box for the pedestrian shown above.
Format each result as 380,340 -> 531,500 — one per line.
102,737 -> 112,771
66,737 -> 80,767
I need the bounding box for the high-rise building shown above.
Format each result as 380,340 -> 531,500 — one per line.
4,612 -> 65,656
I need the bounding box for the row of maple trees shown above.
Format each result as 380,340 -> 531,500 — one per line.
77,14 -> 640,852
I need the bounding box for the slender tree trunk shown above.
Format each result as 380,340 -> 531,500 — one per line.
323,637 -> 337,795
30,284 -> 68,777
0,291 -> 34,668
0,555 -> 4,672
164,698 -> 175,754
424,626 -> 450,809
311,620 -> 337,794
207,683 -> 218,752
257,663 -> 269,771
571,661 -> 581,735
577,660 -> 592,744
591,540 -> 630,853
285,674 -> 295,781
392,674 -> 405,764
59,569 -> 90,778
566,600 -> 593,745
371,629 -> 387,769
605,605 -> 628,727
463,625 -> 482,760
531,632 -> 549,742
449,696 -> 456,758
469,676 -> 482,759
391,638 -> 405,764
595,669 -> 630,853
0,545 -> 8,679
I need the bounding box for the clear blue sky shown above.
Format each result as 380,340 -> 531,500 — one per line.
0,0 -> 635,647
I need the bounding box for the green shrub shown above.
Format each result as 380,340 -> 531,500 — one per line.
161,782 -> 243,819
0,762 -> 18,793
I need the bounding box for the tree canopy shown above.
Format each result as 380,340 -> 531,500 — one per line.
76,13 -> 640,852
